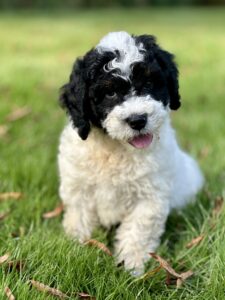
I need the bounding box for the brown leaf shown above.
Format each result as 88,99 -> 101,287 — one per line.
42,203 -> 64,219
4,286 -> 15,300
77,292 -> 96,299
176,278 -> 183,288
84,239 -> 112,256
177,270 -> 194,288
0,211 -> 10,221
0,124 -> 9,137
213,196 -> 224,216
180,270 -> 194,280
29,280 -> 69,299
6,106 -> 31,122
0,192 -> 23,201
150,253 -> 193,287
186,235 -> 204,249
150,253 -> 180,278
0,253 -> 10,264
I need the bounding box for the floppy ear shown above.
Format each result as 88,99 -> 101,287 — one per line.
155,49 -> 181,110
59,58 -> 90,140
135,34 -> 180,110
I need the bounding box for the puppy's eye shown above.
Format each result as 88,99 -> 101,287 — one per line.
106,92 -> 117,99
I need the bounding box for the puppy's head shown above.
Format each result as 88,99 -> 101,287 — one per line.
60,31 -> 180,148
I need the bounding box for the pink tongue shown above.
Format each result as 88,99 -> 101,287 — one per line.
129,133 -> 153,149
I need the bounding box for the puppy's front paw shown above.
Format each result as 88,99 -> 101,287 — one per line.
63,212 -> 91,243
115,244 -> 149,276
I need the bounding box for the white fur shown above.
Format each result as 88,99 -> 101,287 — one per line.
102,96 -> 167,141
58,96 -> 204,275
96,31 -> 144,79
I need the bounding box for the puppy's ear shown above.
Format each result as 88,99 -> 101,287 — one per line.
155,49 -> 181,110
60,58 -> 90,140
135,34 -> 180,110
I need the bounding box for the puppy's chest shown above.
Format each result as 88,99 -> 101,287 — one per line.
87,153 -> 151,226
75,146 -> 160,226
85,151 -> 152,225
84,149 -> 149,185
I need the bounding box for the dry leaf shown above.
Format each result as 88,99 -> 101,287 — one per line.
0,125 -> 9,137
0,253 -> 10,264
0,211 -> 10,221
186,235 -> 204,249
213,196 -> 224,216
176,278 -> 183,288
84,239 -> 112,256
77,292 -> 96,299
0,192 -> 23,201
4,286 -> 15,300
150,253 -> 180,278
150,253 -> 193,287
180,270 -> 194,280
29,280 -> 69,299
6,107 -> 31,122
177,270 -> 194,288
42,203 -> 64,219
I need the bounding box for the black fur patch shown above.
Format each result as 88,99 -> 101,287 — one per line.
133,34 -> 180,110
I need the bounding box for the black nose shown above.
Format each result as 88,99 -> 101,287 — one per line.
126,114 -> 147,130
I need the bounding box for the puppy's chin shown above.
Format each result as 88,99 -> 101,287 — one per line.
128,133 -> 153,149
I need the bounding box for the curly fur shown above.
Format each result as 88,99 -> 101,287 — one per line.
58,31 -> 204,275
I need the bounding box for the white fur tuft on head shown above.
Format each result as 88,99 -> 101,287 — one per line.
96,31 -> 145,78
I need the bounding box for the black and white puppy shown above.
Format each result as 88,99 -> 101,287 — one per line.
58,31 -> 203,275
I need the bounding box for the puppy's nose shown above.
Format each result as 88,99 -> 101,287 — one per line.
126,114 -> 147,130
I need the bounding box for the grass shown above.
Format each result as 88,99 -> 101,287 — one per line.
0,7 -> 225,300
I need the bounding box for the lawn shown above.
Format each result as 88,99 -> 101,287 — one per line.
0,7 -> 225,300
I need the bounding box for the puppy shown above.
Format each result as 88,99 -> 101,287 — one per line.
58,31 -> 204,275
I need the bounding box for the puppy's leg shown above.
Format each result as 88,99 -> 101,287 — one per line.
61,187 -> 98,242
115,198 -> 169,276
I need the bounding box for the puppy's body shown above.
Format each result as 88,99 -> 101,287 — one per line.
59,119 -> 203,274
58,31 -> 203,275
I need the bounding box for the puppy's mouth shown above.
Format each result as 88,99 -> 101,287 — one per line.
128,133 -> 153,149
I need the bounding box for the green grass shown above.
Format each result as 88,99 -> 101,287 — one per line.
0,8 -> 225,300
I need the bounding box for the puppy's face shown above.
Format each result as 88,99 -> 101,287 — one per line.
60,32 -> 180,149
